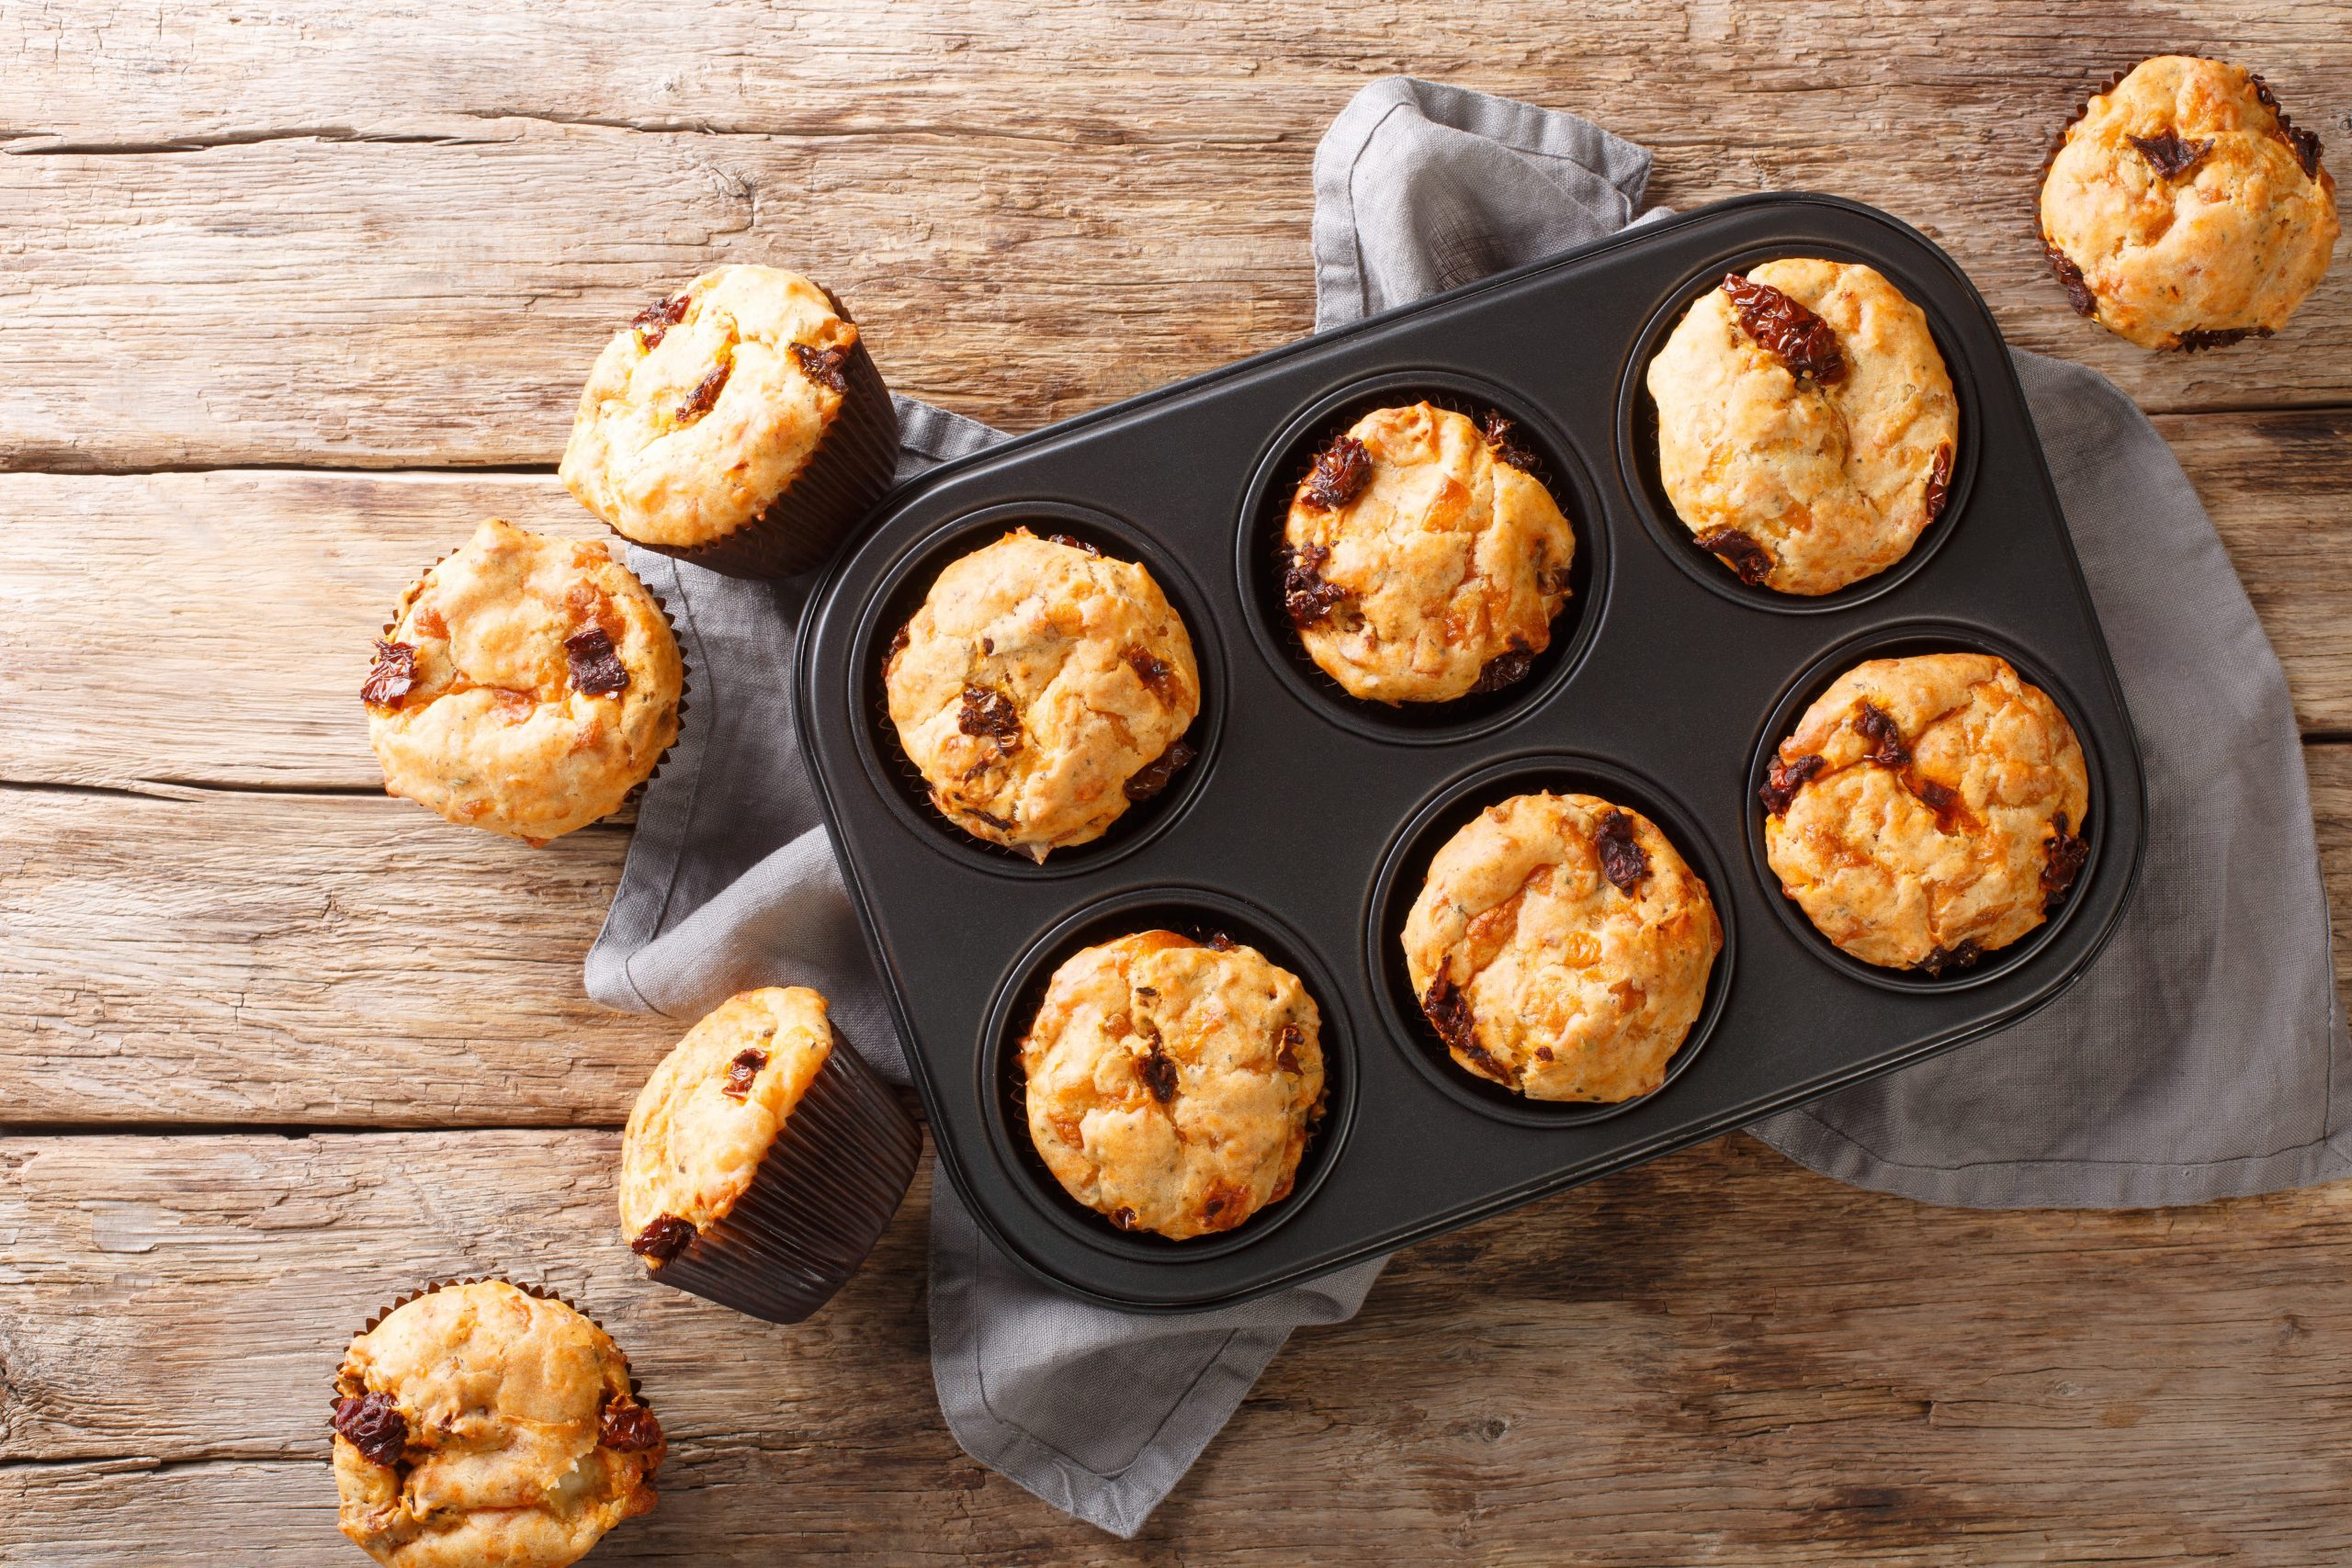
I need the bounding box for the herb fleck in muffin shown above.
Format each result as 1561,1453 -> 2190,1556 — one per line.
2041,56 -> 2338,350
364,518 -> 683,845
331,1280 -> 661,1568
1402,792 -> 1721,1102
1021,931 -> 1325,1239
1760,653 -> 2091,974
884,529 -> 1201,861
1647,260 -> 1960,595
1281,401 -> 1575,702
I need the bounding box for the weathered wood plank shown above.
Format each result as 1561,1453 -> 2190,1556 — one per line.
4,1134 -> 2351,1562
1,2 -> 2346,472
4,411 -> 2348,795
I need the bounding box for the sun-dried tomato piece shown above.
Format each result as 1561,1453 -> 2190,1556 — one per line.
1857,703 -> 1910,768
630,1213 -> 696,1262
332,1392 -> 408,1468
1108,1206 -> 1140,1231
1200,1180 -> 1250,1229
1137,1041 -> 1178,1104
1204,931 -> 1238,952
1421,971 -> 1476,1055
883,623 -> 910,667
2175,326 -> 2273,353
1721,272 -> 1848,385
1469,638 -> 1536,694
673,362 -> 730,425
362,640 -> 418,709
789,341 -> 852,393
1917,940 -> 1983,978
1041,533 -> 1101,557
1759,752 -> 1826,817
2128,130 -> 2214,178
1281,543 -> 1350,627
1594,810 -> 1650,895
598,1397 -> 663,1454
2043,240 -> 2098,317
721,1046 -> 767,1100
1694,527 -> 1774,586
1123,738 -> 1195,802
2042,811 -> 2090,908
1301,434 -> 1372,511
1275,1021 -> 1305,1076
630,293 -> 691,349
957,685 -> 1021,750
2250,73 -> 2324,179
1478,410 -> 1540,473
1910,775 -> 1964,832
1923,442 -> 1954,525
564,626 -> 630,696
1122,645 -> 1183,705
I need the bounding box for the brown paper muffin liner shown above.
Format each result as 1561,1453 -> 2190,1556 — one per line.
641,1032 -> 922,1324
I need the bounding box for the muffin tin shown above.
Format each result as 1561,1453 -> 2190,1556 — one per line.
798,193 -> 2148,1311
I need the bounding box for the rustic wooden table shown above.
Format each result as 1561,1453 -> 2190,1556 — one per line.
5,4 -> 2349,1562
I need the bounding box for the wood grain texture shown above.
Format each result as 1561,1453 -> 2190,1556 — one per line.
1,0 -> 2346,472
6,1134 -> 2352,1563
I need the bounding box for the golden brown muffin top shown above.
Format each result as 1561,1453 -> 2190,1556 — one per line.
618,987 -> 833,1259
884,530 -> 1201,861
332,1280 -> 662,1568
365,518 -> 684,845
2041,56 -> 2338,350
1761,653 -> 2091,973
1281,401 -> 1576,703
1020,931 -> 1325,1240
560,265 -> 859,548
1402,792 -> 1722,1102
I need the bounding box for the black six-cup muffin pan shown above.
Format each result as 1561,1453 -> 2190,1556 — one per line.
797,193 -> 2149,1312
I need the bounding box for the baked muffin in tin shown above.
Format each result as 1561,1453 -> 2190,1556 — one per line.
1281,400 -> 1576,703
1759,652 -> 2091,974
884,529 -> 1201,861
331,1279 -> 662,1568
1402,792 -> 1722,1103
1020,931 -> 1325,1240
365,518 -> 684,845
1647,258 -> 1960,596
2041,55 -> 2338,350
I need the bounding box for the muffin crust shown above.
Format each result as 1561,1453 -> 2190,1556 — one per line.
885,530 -> 1201,860
1402,792 -> 1722,1102
1281,401 -> 1576,703
1021,931 -> 1325,1240
2041,56 -> 2338,350
1647,258 -> 1960,596
366,518 -> 683,844
1761,653 -> 2092,972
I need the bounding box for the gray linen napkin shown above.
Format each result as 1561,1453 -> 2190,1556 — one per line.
588,74 -> 2349,1535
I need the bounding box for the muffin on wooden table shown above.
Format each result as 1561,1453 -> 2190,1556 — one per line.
560,264 -> 899,577
884,528 -> 1201,861
1759,652 -> 2091,975
618,987 -> 921,1323
1280,400 -> 1576,703
1647,259 -> 1959,595
1402,793 -> 1722,1103
2041,55 -> 2338,350
1021,931 -> 1326,1240
331,1279 -> 662,1568
364,518 -> 684,845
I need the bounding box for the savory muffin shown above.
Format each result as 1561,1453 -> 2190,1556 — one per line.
1647,259 -> 1960,595
1280,401 -> 1576,703
884,529 -> 1201,860
1020,931 -> 1325,1240
1759,652 -> 2091,974
331,1280 -> 662,1568
2041,56 -> 2338,350
619,987 -> 922,1323
560,264 -> 899,577
1402,793 -> 1721,1102
365,518 -> 684,845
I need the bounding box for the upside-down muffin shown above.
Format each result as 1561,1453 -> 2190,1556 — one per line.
1020,931 -> 1325,1240
364,518 -> 684,845
618,987 -> 921,1324
1281,400 -> 1576,703
560,264 -> 899,577
1759,653 -> 2092,974
884,529 -> 1201,861
2041,56 -> 2338,350
1647,259 -> 1960,596
331,1280 -> 662,1568
1402,792 -> 1721,1103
